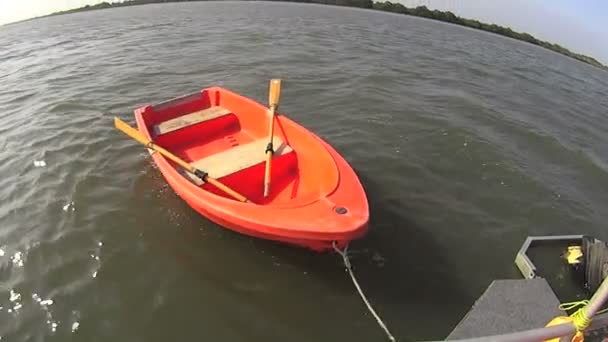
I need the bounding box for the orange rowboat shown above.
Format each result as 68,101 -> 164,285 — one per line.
133,85 -> 368,251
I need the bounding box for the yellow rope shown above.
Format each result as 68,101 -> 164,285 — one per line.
571,309 -> 591,332
559,300 -> 590,312
559,300 -> 608,332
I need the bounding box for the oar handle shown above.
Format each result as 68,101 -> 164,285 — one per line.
206,177 -> 249,203
263,152 -> 272,197
157,145 -> 249,202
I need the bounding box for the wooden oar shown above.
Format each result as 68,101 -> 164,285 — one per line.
113,117 -> 249,203
263,79 -> 282,198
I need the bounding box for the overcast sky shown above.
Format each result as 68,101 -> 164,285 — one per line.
1,0 -> 606,63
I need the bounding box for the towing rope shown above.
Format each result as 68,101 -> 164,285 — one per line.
332,241 -> 396,342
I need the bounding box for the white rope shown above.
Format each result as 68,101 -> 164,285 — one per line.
333,241 -> 396,342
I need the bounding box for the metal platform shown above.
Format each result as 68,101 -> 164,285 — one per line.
447,278 -> 565,339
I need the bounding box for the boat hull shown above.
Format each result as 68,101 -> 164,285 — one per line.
135,87 -> 368,251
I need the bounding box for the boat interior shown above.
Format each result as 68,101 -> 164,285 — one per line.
139,88 -> 338,205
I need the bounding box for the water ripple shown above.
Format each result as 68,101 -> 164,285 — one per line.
0,2 -> 607,341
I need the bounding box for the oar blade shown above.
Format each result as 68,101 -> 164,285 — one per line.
268,79 -> 281,108
114,117 -> 149,146
114,117 -> 190,170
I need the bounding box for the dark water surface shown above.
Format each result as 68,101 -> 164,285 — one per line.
1,2 -> 608,341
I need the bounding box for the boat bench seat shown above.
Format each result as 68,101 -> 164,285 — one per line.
153,106 -> 232,136
181,137 -> 293,185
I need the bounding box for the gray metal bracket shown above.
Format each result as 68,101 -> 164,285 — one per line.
515,235 -> 584,279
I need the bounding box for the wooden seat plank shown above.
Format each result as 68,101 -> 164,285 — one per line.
179,137 -> 293,185
153,106 -> 231,136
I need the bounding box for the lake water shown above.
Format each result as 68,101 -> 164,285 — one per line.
1,2 -> 607,341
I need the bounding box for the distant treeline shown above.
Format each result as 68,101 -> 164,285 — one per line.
371,1 -> 605,69
45,0 -> 605,70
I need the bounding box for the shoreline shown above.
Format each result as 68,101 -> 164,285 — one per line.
5,0 -> 606,71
